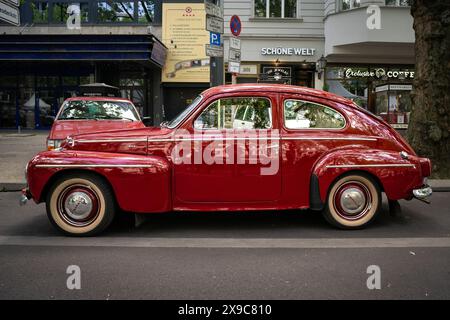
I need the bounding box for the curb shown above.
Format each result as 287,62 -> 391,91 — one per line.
0,183 -> 26,192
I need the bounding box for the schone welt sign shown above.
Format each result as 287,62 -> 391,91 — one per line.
261,47 -> 316,56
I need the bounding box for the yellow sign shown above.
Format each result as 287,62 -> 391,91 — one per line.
162,3 -> 210,83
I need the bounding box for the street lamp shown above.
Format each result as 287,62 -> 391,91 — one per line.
316,55 -> 327,80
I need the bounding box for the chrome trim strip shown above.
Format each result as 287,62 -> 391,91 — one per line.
283,137 -> 377,141
326,164 -> 415,169
35,164 -> 153,168
76,138 -> 148,143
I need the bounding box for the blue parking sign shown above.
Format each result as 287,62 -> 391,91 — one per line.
210,32 -> 221,46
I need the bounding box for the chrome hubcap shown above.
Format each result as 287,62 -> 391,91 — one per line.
57,184 -> 100,227
339,187 -> 366,215
64,191 -> 93,220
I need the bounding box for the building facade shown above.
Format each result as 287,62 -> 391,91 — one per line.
0,0 -> 166,129
223,0 -> 325,89
0,0 -> 415,131
324,0 -> 414,132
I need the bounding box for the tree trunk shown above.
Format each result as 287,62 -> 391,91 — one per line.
408,0 -> 450,178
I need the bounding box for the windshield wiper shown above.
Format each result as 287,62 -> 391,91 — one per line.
96,116 -> 135,121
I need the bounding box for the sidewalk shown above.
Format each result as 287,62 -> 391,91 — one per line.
0,130 -> 48,191
0,131 -> 449,192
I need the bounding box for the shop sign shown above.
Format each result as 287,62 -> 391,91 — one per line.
345,68 -> 415,79
240,65 -> 258,75
261,47 -> 316,56
263,67 -> 292,78
150,41 -> 167,67
375,84 -> 413,92
0,0 -> 20,26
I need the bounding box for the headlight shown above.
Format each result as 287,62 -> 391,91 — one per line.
47,139 -> 63,151
24,162 -> 29,183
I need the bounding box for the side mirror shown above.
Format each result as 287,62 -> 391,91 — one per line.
141,116 -> 152,126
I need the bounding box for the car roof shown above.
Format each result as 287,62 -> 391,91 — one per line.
201,84 -> 354,106
64,96 -> 133,103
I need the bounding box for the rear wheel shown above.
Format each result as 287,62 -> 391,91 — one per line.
323,173 -> 381,229
46,174 -> 116,236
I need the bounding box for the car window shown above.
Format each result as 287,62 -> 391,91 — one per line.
168,95 -> 203,128
58,100 -> 140,121
194,97 -> 272,130
284,99 -> 345,129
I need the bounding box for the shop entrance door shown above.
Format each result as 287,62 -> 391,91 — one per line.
0,89 -> 17,128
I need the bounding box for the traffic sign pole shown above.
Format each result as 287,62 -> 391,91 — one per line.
206,0 -> 224,87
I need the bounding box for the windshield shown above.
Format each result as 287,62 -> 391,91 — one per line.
57,100 -> 140,121
167,95 -> 203,128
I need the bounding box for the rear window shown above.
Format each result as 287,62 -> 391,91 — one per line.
58,100 -> 140,121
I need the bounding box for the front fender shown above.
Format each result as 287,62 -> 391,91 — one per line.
27,150 -> 171,213
312,148 -> 424,202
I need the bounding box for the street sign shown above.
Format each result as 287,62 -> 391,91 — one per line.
3,0 -> 19,6
229,37 -> 241,50
210,32 -> 221,46
206,14 -> 224,34
228,49 -> 241,63
205,1 -> 223,18
206,44 -> 224,57
228,62 -> 240,74
0,1 -> 20,26
230,15 -> 242,37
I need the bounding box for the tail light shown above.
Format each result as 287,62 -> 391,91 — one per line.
419,158 -> 431,177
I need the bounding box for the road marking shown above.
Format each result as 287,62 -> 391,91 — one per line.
1,236 -> 450,249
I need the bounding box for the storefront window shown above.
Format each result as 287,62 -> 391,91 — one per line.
386,0 -> 411,6
52,3 -> 89,23
137,0 -> 155,23
97,1 -> 135,23
342,0 -> 360,11
32,1 -> 49,23
325,65 -> 414,130
254,0 -> 297,18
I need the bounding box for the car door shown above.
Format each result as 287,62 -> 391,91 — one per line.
280,94 -> 348,207
173,93 -> 281,204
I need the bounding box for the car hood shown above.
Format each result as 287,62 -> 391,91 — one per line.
49,120 -> 146,140
60,125 -> 173,156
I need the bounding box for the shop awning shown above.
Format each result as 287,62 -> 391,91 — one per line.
0,34 -> 167,68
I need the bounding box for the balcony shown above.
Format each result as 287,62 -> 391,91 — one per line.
324,5 -> 415,64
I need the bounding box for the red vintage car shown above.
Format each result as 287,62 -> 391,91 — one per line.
22,84 -> 432,236
46,97 -> 146,150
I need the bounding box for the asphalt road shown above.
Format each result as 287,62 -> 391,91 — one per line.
0,191 -> 449,300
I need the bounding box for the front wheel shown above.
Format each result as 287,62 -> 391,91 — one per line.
323,173 -> 381,229
46,174 -> 116,236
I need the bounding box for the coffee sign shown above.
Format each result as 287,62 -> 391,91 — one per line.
345,68 -> 415,79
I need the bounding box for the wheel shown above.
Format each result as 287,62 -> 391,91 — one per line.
46,173 -> 116,236
323,173 -> 381,229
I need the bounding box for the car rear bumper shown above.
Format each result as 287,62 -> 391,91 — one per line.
412,184 -> 432,200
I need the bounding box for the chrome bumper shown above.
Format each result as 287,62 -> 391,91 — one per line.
412,185 -> 432,200
19,188 -> 32,206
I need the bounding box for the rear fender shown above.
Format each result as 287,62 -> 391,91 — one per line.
312,148 -> 423,202
28,150 -> 171,213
